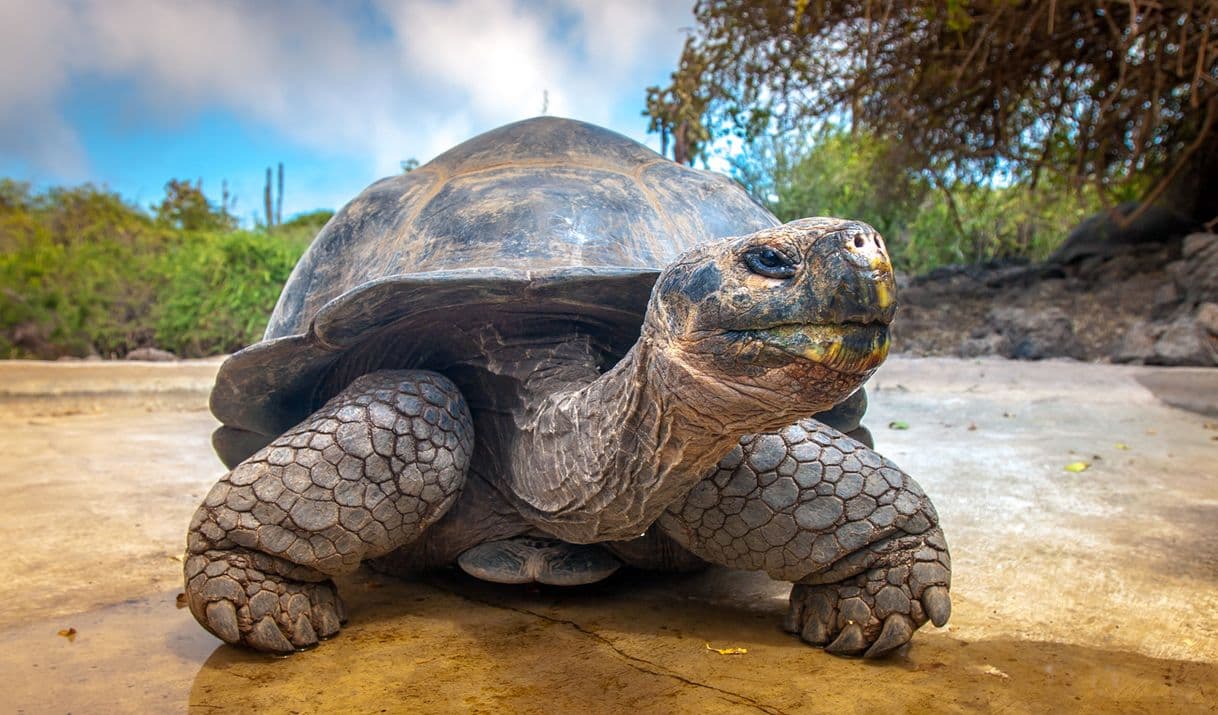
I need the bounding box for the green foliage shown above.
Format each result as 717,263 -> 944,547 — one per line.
280,209 -> 334,232
892,178 -> 1104,274
155,179 -> 237,232
153,229 -> 312,356
0,183 -> 166,357
0,181 -> 318,359
739,129 -> 925,240
643,38 -> 714,165
736,128 -> 1104,274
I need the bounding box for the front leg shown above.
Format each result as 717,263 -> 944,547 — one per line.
657,418 -> 950,658
184,370 -> 473,652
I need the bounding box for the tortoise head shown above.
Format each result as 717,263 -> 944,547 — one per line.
647,217 -> 896,421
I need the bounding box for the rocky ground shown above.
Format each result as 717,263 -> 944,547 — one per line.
894,232 -> 1218,367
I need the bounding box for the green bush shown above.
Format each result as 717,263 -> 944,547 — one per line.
0,179 -> 316,359
153,229 -> 311,356
0,181 -> 165,357
732,128 -> 1108,274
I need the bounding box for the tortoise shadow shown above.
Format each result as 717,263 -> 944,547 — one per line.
184,565 -> 838,711
183,565 -> 1218,712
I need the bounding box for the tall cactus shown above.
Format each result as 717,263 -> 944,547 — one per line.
263,167 -> 273,229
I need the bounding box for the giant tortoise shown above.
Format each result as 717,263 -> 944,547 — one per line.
185,117 -> 951,658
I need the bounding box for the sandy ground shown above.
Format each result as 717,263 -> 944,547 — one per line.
0,356 -> 1215,714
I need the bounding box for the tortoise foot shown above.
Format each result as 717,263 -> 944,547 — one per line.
784,535 -> 951,658
185,548 -> 347,654
458,537 -> 621,586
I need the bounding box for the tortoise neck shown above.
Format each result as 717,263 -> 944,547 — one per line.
508,333 -> 606,400
506,335 -> 743,543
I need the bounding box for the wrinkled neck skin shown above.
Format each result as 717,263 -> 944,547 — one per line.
508,328 -> 872,544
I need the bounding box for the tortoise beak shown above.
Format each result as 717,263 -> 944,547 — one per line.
752,322 -> 890,373
815,223 -> 897,327
749,222 -> 896,373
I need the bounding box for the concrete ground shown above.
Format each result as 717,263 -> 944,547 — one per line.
0,356 -> 1215,713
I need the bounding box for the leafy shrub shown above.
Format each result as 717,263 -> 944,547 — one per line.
153,229 -> 311,356
731,128 -> 1108,274
0,180 -> 316,358
0,181 -> 168,357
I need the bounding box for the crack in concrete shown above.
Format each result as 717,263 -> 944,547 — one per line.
424,579 -> 789,715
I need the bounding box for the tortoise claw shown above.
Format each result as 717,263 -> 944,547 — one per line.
185,548 -> 345,653
800,615 -> 830,646
290,614 -> 318,648
204,600 -> 240,644
313,603 -> 342,638
864,614 -> 914,658
825,623 -> 868,655
921,585 -> 952,627
785,527 -> 952,658
248,615 -> 295,653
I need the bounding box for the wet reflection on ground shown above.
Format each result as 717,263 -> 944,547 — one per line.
3,568 -> 1215,713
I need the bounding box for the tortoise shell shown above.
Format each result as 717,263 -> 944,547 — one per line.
210,117 -> 779,467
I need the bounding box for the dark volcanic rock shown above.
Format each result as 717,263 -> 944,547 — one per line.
1150,282 -> 1182,319
1197,302 -> 1218,336
1153,315 -> 1217,366
1153,318 -> 1206,365
872,223 -> 1215,364
943,305 -> 1084,360
1107,233 -> 1218,366
956,333 -> 1010,359
1113,310 -> 1218,366
987,306 -> 1084,360
1171,233 -> 1218,306
1049,202 -> 1194,267
1113,320 -> 1163,363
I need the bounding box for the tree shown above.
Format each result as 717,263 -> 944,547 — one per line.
748,128 -> 927,235
643,39 -> 715,165
155,179 -> 235,232
646,1 -> 1218,226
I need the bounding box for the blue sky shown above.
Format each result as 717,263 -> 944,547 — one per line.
0,0 -> 695,223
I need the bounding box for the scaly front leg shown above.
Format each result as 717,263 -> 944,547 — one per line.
184,370 -> 473,652
658,417 -> 950,658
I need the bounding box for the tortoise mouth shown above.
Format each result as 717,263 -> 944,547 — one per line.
742,322 -> 891,373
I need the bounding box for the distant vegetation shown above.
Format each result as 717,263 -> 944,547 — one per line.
0,128 -> 1138,361
730,128 -> 1125,274
0,153 -> 1104,361
0,179 -> 329,359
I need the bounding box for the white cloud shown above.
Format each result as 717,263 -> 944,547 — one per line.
384,0 -> 562,117
0,0 -> 692,200
0,1 -> 89,177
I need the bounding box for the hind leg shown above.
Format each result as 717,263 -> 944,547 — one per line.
658,418 -> 950,658
184,370 -> 473,652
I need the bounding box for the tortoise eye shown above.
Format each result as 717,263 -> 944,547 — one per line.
743,246 -> 796,279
